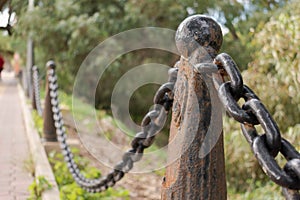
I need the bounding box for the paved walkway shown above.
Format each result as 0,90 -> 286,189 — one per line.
0,71 -> 33,200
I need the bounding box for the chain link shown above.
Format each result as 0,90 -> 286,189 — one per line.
210,52 -> 300,199
47,66 -> 177,192
32,66 -> 43,116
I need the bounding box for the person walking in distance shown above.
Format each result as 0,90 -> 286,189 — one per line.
0,55 -> 4,80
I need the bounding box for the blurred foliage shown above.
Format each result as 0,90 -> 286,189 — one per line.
0,34 -> 13,52
244,1 -> 300,132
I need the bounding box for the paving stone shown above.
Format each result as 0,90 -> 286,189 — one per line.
0,73 -> 34,200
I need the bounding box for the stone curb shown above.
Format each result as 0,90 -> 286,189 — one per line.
18,84 -> 60,200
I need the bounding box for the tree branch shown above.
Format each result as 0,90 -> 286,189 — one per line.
225,20 -> 239,40
0,0 -> 9,11
0,25 -> 12,35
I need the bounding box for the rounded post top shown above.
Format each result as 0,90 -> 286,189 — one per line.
46,60 -> 56,69
175,15 -> 223,58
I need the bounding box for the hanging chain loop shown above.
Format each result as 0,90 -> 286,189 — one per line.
32,66 -> 43,116
47,65 -> 177,192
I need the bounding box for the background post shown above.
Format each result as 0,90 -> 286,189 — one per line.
25,0 -> 34,97
31,65 -> 38,110
43,61 -> 57,142
161,15 -> 227,200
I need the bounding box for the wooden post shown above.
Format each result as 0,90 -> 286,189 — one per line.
43,61 -> 57,142
161,15 -> 227,199
25,39 -> 34,97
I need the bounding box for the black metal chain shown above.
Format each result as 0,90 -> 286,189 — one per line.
32,66 -> 43,116
41,53 -> 299,197
211,53 -> 300,199
46,66 -> 177,192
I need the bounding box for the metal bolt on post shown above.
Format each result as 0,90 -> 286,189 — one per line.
43,60 -> 58,142
161,15 -> 227,200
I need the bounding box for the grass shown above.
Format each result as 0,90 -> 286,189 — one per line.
24,155 -> 35,177
32,110 -> 43,137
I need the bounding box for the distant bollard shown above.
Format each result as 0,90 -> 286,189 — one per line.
32,66 -> 37,110
22,69 -> 29,97
18,69 -> 24,87
32,65 -> 43,116
43,61 -> 57,142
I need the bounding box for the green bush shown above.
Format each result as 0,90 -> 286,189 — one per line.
32,110 -> 43,137
48,150 -> 130,200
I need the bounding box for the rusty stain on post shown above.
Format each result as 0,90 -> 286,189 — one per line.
43,61 -> 57,142
161,15 -> 226,200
